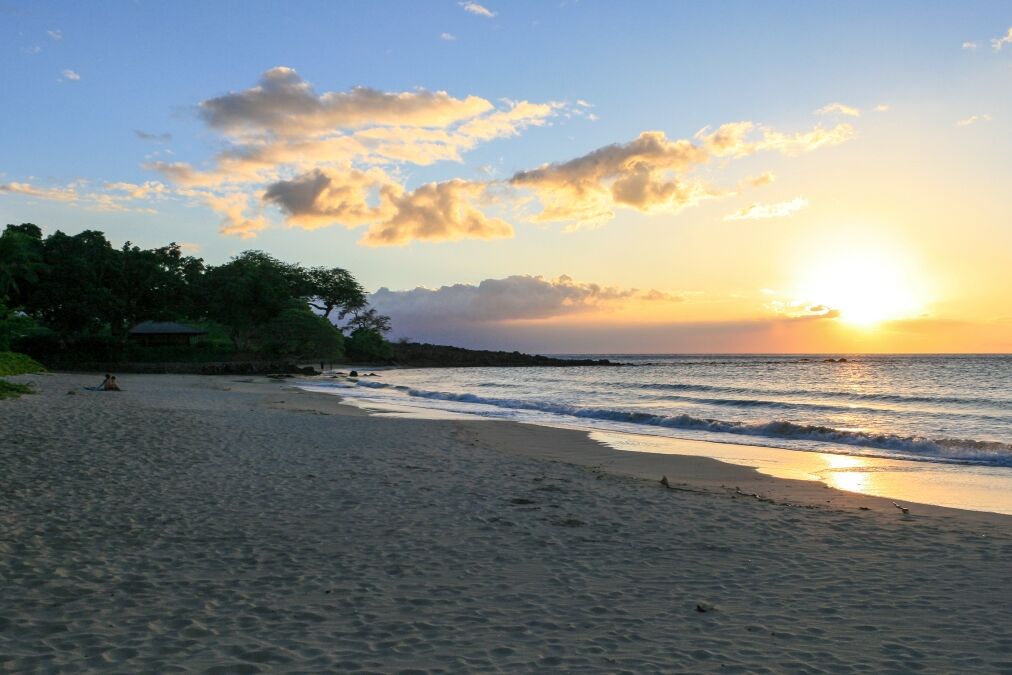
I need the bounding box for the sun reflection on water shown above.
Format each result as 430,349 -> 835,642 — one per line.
819,454 -> 872,494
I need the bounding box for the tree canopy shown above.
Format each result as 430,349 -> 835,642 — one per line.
1,224 -> 391,364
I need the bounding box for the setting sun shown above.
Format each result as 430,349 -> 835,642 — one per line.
796,248 -> 923,326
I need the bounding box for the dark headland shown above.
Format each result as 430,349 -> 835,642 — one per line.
388,342 -> 616,368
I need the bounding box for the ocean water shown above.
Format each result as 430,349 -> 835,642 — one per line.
300,355 -> 1012,468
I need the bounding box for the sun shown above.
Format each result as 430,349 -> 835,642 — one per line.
796,248 -> 923,326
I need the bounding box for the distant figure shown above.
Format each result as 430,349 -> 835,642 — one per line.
103,376 -> 122,391
99,373 -> 111,388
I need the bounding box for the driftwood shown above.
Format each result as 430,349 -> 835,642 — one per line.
892,502 -> 910,514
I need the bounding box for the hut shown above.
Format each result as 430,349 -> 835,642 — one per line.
128,321 -> 207,347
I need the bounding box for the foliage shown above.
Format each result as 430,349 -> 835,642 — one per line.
345,328 -> 394,362
0,351 -> 46,376
260,301 -> 345,360
0,380 -> 32,400
3,224 -> 389,365
306,266 -> 367,321
0,350 -> 43,400
198,250 -> 309,351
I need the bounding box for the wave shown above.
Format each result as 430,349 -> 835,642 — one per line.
350,380 -> 1012,466
636,381 -> 1009,408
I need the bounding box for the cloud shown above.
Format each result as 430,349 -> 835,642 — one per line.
440,32 -> 456,41
743,171 -> 775,188
199,192 -> 268,239
0,181 -> 78,202
962,41 -> 979,51
511,122 -> 851,228
992,27 -> 1012,51
873,104 -> 891,112
766,297 -> 840,320
104,181 -> 169,199
360,179 -> 513,246
61,69 -> 80,81
262,167 -> 394,229
133,129 -> 172,142
460,1 -> 496,17
0,180 -> 160,213
956,114 -> 992,127
130,67 -> 858,244
370,274 -> 679,327
47,29 -> 62,40
815,102 -> 861,117
724,197 -> 809,221
21,45 -> 41,55
199,66 -> 492,136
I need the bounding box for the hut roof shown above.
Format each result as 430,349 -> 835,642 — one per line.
129,321 -> 207,336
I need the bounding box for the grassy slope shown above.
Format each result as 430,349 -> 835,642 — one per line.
0,351 -> 45,399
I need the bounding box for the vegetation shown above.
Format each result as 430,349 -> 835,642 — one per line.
0,351 -> 45,376
0,381 -> 32,400
389,342 -> 615,367
0,350 -> 45,400
1,223 -> 392,368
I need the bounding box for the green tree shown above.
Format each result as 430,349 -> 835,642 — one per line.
106,242 -> 204,343
0,224 -> 45,306
21,230 -> 118,342
345,327 -> 393,362
199,251 -> 310,351
260,300 -> 345,360
306,266 -> 367,322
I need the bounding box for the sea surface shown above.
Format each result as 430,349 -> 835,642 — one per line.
301,354 -> 1012,468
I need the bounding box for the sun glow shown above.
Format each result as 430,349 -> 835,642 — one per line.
796,247 -> 923,326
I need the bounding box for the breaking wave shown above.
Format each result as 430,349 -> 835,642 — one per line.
349,380 -> 1012,466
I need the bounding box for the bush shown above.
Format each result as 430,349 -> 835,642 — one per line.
0,351 -> 45,376
345,328 -> 393,362
259,302 -> 345,360
0,380 -> 32,400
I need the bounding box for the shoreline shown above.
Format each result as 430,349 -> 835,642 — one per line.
4,372 -> 1012,671
313,386 -> 1012,525
308,379 -> 1012,519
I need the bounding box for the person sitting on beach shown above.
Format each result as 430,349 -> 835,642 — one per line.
99,373 -> 111,389
102,375 -> 122,391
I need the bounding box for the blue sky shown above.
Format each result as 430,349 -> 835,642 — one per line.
2,1 -> 1009,351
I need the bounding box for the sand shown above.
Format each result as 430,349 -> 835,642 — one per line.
2,372 -> 1011,673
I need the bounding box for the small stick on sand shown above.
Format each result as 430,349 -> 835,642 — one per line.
892,502 -> 910,515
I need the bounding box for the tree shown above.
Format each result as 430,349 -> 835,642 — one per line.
306,266 -> 367,322
21,230 -> 118,342
345,307 -> 392,334
105,242 -> 204,343
260,300 -> 345,360
199,251 -> 310,351
0,224 -> 45,306
345,327 -> 393,362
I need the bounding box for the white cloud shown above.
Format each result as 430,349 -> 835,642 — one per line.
956,114 -> 992,127
511,122 -> 851,228
724,197 -> 809,221
0,180 -> 160,213
992,27 -> 1012,51
61,69 -> 80,81
962,41 -> 978,51
873,104 -> 891,112
460,1 -> 496,17
441,32 -> 457,41
815,102 -> 861,117
47,29 -> 62,40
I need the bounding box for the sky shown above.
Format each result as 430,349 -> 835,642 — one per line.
2,0 -> 1010,353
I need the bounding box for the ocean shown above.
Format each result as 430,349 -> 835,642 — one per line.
301,354 -> 1012,468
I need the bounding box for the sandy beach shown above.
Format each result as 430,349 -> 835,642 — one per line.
3,372 -> 1012,673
